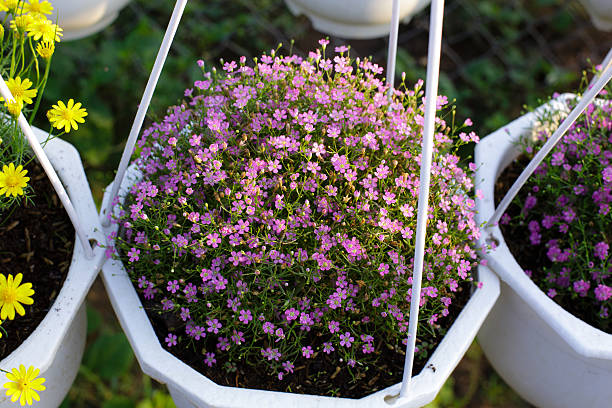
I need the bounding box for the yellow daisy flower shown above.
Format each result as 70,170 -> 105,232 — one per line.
9,14 -> 34,33
4,365 -> 46,406
0,163 -> 29,197
3,99 -> 23,117
47,99 -> 88,133
0,273 -> 34,320
24,0 -> 53,17
27,17 -> 62,42
35,40 -> 54,59
0,0 -> 21,13
6,77 -> 37,105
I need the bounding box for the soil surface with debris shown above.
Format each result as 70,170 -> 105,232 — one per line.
0,162 -> 73,358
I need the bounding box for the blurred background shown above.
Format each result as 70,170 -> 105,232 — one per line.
42,0 -> 611,407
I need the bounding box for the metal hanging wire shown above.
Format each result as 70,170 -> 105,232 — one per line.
488,49 -> 612,228
100,0 -> 188,227
0,76 -> 95,260
389,0 -> 446,398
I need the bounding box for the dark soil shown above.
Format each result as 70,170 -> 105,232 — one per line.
495,156 -> 608,332
137,276 -> 471,398
0,162 -> 73,357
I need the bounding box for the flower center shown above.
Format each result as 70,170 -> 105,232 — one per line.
4,174 -> 20,188
61,110 -> 74,121
17,378 -> 28,391
11,86 -> 24,99
1,287 -> 17,305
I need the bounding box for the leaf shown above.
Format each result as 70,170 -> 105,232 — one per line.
86,305 -> 102,334
103,397 -> 135,408
84,332 -> 135,380
136,391 -> 177,408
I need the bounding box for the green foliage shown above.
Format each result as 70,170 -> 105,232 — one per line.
136,391 -> 176,408
63,304 -> 174,408
84,332 -> 134,380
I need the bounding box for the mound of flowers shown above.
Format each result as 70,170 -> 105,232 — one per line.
111,41 -> 482,395
500,89 -> 611,332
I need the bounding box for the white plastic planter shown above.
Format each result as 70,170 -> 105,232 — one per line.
474,94 -> 612,408
0,127 -> 106,407
284,0 -> 431,39
578,0 -> 612,31
50,0 -> 132,41
100,164 -> 500,408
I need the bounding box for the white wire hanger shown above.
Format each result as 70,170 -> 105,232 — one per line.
488,47 -> 612,228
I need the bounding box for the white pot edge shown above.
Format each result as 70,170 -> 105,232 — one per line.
101,163 -> 499,408
51,0 -> 132,41
474,93 -> 612,360
0,128 -> 106,402
284,0 -> 430,39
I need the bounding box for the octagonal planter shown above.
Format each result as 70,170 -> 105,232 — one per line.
100,162 -> 500,408
284,0 -> 431,39
50,0 -> 132,40
474,94 -> 612,408
0,127 -> 106,407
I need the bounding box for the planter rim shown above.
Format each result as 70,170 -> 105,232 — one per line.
50,0 -> 132,41
101,163 -> 499,408
284,0 -> 430,39
474,93 -> 612,360
0,128 -> 106,374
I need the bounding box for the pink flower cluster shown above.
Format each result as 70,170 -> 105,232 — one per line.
504,95 -> 611,329
112,43 -> 482,378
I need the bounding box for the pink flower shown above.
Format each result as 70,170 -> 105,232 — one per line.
594,242 -> 609,260
339,332 -> 354,347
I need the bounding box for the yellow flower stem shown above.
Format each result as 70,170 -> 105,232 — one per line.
19,36 -> 25,74
28,38 -> 40,84
9,33 -> 16,78
29,55 -> 52,123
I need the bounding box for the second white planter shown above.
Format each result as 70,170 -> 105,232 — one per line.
0,129 -> 106,407
474,94 -> 612,408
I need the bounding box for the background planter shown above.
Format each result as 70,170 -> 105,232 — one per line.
284,0 -> 431,39
474,94 -> 612,408
0,127 -> 107,407
100,164 -> 500,408
578,0 -> 612,31
50,0 -> 132,41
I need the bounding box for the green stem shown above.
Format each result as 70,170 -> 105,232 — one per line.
29,56 -> 51,124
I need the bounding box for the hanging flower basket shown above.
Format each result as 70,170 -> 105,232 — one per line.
99,2 -> 499,406
100,40 -> 500,408
474,93 -> 612,408
0,127 -> 106,407
284,0 -> 431,39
